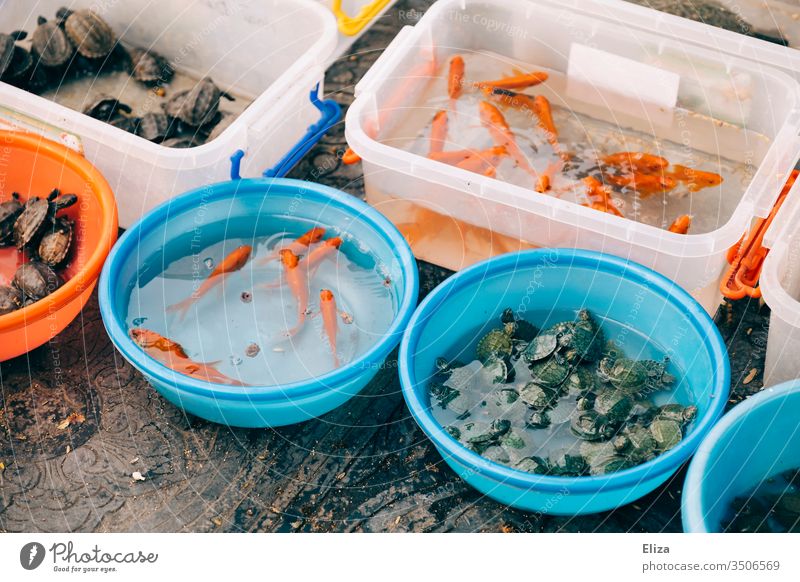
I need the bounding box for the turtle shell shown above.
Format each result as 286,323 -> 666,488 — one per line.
136,111 -> 170,142
64,9 -> 116,59
13,196 -> 49,249
38,217 -> 73,266
4,46 -> 34,81
0,33 -> 15,77
12,261 -> 61,301
0,195 -> 23,244
177,78 -> 223,126
31,19 -> 73,67
0,285 -> 23,315
129,48 -> 173,85
83,94 -> 132,120
163,89 -> 189,118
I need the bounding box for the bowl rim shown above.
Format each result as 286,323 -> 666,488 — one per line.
681,379 -> 800,532
98,177 -> 418,401
399,248 -> 731,495
0,131 -> 118,332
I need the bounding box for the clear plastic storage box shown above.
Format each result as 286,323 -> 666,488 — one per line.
1,0 -> 340,227
345,0 -> 800,314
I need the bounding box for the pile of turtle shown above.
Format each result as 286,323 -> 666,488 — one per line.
428,308 -> 698,477
0,189 -> 77,315
0,7 -> 235,148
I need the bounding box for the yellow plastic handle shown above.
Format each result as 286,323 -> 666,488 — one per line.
331,0 -> 391,36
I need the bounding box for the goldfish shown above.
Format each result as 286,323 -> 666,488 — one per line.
478,101 -> 538,182
301,237 -> 342,273
429,110 -> 448,155
257,227 -> 326,265
129,328 -> 246,386
278,249 -> 309,337
342,148 -> 361,164
582,176 -> 623,217
532,95 -> 559,149
477,71 -> 549,91
669,165 -> 723,192
167,245 -> 252,320
603,171 -> 677,197
319,289 -> 340,367
448,55 -> 465,106
602,152 -> 669,174
483,87 -> 538,114
668,215 -> 692,234
456,146 -> 507,176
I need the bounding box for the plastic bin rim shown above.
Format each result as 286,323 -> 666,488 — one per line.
399,248 -> 731,494
681,379 -> 800,533
0,131 -> 119,333
98,177 -> 419,402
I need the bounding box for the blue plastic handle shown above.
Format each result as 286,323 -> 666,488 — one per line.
229,84 -> 341,180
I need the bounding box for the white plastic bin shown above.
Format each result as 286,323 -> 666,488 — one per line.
345,0 -> 800,314
760,178 -> 800,386
0,0 -> 340,227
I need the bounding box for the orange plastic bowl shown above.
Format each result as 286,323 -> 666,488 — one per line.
0,131 -> 118,361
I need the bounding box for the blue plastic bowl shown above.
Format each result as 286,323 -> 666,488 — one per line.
399,249 -> 730,515
682,380 -> 800,532
99,178 -> 418,428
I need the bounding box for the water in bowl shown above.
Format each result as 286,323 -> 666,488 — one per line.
722,468 -> 800,533
428,308 -> 695,476
126,229 -> 396,385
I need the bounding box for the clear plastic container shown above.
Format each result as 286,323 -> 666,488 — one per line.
759,178 -> 800,386
345,0 -> 800,314
0,0 -> 340,227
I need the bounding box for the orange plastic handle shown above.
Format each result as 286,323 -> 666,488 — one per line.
721,170 -> 798,300
331,0 -> 391,36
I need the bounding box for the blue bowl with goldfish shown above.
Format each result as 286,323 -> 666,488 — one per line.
99,178 -> 418,428
682,380 -> 800,532
398,249 -> 729,515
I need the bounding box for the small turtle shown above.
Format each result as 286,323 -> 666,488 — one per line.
82,94 -> 132,121
519,382 -> 559,410
3,45 -> 34,83
136,111 -> 171,142
570,410 -> 616,442
654,403 -> 697,425
13,190 -> 77,249
204,111 -> 235,143
444,425 -> 461,441
526,410 -> 551,429
548,450 -> 587,476
31,17 -> 73,68
12,261 -> 61,301
466,419 -> 511,454
129,47 -> 173,86
649,418 -> 683,452
640,358 -> 676,390
429,382 -> 459,409
175,77 -> 234,126
597,357 -> 647,393
515,456 -> 550,475
476,324 -> 514,363
38,216 -> 73,266
528,356 -> 570,388
565,309 -> 604,362
0,285 -> 23,315
0,194 -> 23,244
593,389 -> 634,423
500,307 -> 539,342
62,9 -> 117,59
163,89 -> 189,118
0,31 -> 27,77
483,355 -> 513,384
612,424 -> 657,464
523,331 -> 558,362
108,114 -> 139,134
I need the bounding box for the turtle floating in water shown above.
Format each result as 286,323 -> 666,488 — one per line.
427,307 -> 697,478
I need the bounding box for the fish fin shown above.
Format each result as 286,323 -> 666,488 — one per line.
166,297 -> 194,321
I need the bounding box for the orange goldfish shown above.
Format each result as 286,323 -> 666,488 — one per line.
167,245 -> 252,320
669,165 -> 723,192
604,171 -> 677,197
477,71 -> 549,91
456,146 -> 507,176
448,55 -> 465,104
582,176 -> 623,217
257,227 -> 326,265
668,214 -> 692,234
301,237 -> 342,273
478,101 -> 538,182
602,152 -> 669,174
129,328 -> 246,386
278,249 -> 309,337
429,110 -> 448,155
319,289 -> 340,367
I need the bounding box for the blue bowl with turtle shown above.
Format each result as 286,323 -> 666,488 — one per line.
399,249 -> 730,515
682,380 -> 800,532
